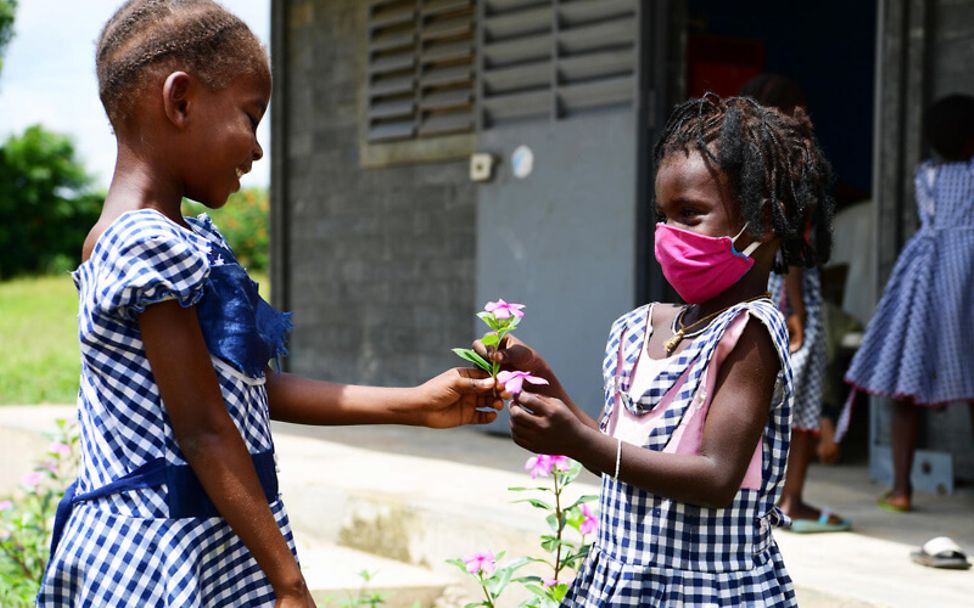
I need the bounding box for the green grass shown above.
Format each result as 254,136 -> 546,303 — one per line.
0,274 -> 80,404
0,272 -> 269,405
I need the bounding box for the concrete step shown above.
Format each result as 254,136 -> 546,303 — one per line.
297,539 -> 451,608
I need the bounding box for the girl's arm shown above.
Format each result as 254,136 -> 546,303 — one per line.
139,301 -> 311,603
264,368 -> 501,428
784,266 -> 806,353
509,319 -> 779,508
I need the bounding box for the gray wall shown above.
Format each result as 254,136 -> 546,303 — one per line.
272,0 -> 477,386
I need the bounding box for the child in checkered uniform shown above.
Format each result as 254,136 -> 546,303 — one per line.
37,2 -> 500,607
482,94 -> 834,606
845,94 -> 974,513
742,74 -> 849,532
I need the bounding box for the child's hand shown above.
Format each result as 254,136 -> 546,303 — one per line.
473,333 -> 560,397
508,389 -> 586,457
817,417 -> 841,465
786,313 -> 805,353
275,589 -> 316,608
415,368 -> 503,428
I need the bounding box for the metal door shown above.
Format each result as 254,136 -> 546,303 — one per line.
473,0 -> 666,429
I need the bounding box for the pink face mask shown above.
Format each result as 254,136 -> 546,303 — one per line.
654,222 -> 761,304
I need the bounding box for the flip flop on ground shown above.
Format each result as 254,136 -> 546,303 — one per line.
910,537 -> 972,570
785,508 -> 852,534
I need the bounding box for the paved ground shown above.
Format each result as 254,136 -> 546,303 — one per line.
2,405 -> 972,607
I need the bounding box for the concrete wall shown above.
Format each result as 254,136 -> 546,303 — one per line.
272,0 -> 477,387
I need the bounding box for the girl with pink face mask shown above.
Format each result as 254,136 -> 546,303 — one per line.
477,94 -> 834,606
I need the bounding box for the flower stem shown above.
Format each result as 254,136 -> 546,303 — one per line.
553,471 -> 563,580
478,580 -> 495,608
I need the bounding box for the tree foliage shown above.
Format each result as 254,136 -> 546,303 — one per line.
0,0 -> 16,75
0,125 -> 104,278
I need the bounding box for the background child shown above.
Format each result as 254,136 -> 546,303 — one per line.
37,2 -> 499,607
481,94 -> 834,606
741,74 -> 849,532
845,93 -> 974,513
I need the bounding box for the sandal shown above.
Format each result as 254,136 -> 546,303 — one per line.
785,508 -> 852,534
877,491 -> 911,513
910,536 -> 972,570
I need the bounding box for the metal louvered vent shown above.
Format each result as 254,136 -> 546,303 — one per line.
478,0 -> 637,128
366,0 -> 476,143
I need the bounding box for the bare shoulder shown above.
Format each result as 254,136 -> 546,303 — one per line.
81,220 -> 113,263
722,314 -> 781,386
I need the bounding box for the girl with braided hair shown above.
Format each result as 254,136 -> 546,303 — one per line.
37,2 -> 501,606
742,74 -> 850,533
477,93 -> 834,606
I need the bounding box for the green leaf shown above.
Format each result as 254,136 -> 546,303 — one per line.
477,311 -> 501,331
481,333 -> 500,347
452,348 -> 492,372
486,565 -> 514,597
514,498 -> 552,510
566,494 -> 600,510
507,486 -> 553,493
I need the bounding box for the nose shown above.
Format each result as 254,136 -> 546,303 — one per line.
253,139 -> 263,162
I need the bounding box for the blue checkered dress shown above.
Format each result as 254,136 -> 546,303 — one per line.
768,268 -> 826,431
37,209 -> 297,607
563,300 -> 796,607
845,159 -> 974,406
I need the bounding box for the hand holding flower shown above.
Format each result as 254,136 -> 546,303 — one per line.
508,390 -> 588,458
414,367 -> 503,429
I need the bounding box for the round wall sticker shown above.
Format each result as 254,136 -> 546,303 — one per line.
511,145 -> 534,179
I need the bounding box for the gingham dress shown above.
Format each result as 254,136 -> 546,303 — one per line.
768,268 -> 826,431
563,299 -> 796,607
845,159 -> 974,406
37,209 -> 297,607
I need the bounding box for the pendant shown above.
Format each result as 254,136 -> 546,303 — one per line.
663,332 -> 683,355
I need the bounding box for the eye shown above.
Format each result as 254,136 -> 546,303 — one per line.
246,112 -> 259,130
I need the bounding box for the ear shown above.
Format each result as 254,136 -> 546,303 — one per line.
162,71 -> 193,129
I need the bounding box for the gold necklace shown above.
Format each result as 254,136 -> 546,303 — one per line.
663,292 -> 772,355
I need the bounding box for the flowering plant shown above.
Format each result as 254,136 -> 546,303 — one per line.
453,299 -> 528,382
449,456 -> 598,608
0,419 -> 78,608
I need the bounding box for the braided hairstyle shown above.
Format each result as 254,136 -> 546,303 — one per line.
96,0 -> 268,126
654,93 -> 834,273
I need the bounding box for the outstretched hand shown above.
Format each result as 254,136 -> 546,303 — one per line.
507,388 -> 587,457
416,367 -> 504,428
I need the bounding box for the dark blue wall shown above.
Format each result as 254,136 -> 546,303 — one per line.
688,0 -> 878,199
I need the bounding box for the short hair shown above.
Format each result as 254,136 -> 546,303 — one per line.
96,0 -> 269,126
924,94 -> 974,161
655,94 -> 835,271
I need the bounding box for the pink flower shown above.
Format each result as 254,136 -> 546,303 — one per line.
524,454 -> 571,479
40,461 -> 58,473
49,442 -> 71,456
497,370 -> 549,395
22,472 -> 44,487
579,503 -> 598,535
484,299 -> 525,320
462,550 -> 496,576
543,577 -> 559,588
0,500 -> 12,511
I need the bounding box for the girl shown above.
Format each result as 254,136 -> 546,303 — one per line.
38,2 -> 499,607
844,93 -> 974,513
742,74 -> 849,532
481,95 -> 833,606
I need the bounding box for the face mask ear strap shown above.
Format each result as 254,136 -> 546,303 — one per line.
741,240 -> 762,256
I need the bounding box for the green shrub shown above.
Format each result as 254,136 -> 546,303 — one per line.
182,187 -> 270,272
0,125 -> 103,279
0,419 -> 78,607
